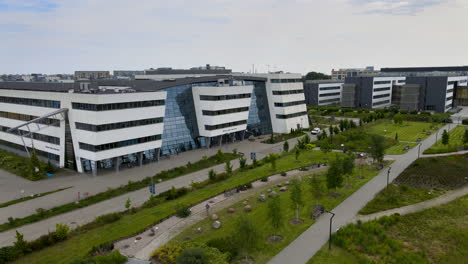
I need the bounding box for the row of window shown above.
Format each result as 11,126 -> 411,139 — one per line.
372,100 -> 390,106
271,79 -> 303,83
202,107 -> 249,116
319,98 -> 340,104
446,89 -> 454,94
72,100 -> 165,111
373,81 -> 391,85
319,86 -> 341,91
79,134 -> 162,152
75,117 -> 163,132
0,125 -> 60,145
373,94 -> 390,99
274,100 -> 306,107
446,96 -> 453,102
199,94 -> 251,101
0,111 -> 60,127
0,139 -> 60,161
319,92 -> 340,98
272,89 -> 304,95
205,120 -> 247,131
276,111 -> 308,119
374,87 -> 391,92
0,96 -> 60,109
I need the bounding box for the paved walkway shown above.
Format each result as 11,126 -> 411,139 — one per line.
0,136 -> 307,247
355,185 -> 468,222
268,124 -> 456,264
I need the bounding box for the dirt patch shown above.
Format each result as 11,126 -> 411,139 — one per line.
328,192 -> 341,198
289,218 -> 304,225
266,234 -> 284,243
234,256 -> 255,264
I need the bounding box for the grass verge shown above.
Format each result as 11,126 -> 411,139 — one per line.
0,187 -> 73,208
365,120 -> 439,142
423,125 -> 467,154
384,142 -> 418,155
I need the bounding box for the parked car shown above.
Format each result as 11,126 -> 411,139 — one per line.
311,127 -> 321,135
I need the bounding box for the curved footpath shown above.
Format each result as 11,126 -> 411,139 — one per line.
355,185 -> 468,222
268,124 -> 456,264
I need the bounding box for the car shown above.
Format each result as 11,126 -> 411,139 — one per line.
311,127 -> 321,135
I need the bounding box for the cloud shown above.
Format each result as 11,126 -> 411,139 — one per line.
0,0 -> 57,12
0,23 -> 30,32
350,0 -> 444,15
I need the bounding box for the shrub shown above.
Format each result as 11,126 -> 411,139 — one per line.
53,223 -> 70,241
238,157 -> 247,169
152,244 -> 184,264
13,231 -> 30,255
88,242 -> 114,256
69,251 -> 127,264
206,237 -> 238,261
175,204 -> 192,218
208,169 -> 217,182
94,212 -> 122,225
176,247 -> 208,264
463,119 -> 468,125
260,177 -> 268,182
280,172 -> 287,176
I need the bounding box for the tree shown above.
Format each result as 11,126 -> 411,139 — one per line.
233,215 -> 259,261
342,154 -> 355,186
395,132 -> 399,142
369,135 -> 385,163
290,179 -> 304,221
442,129 -> 449,145
269,133 -> 274,144
267,195 -> 283,234
267,153 -> 278,171
283,140 -> 289,152
208,169 -> 217,182
14,231 -> 30,255
294,146 -> 301,162
464,130 -> 468,144
225,160 -> 233,174
176,247 -> 208,264
309,175 -> 323,206
393,113 -> 403,125
304,71 -> 331,80
238,157 -> 247,169
334,126 -> 340,135
359,119 -> 363,126
125,198 -> 131,210
329,126 -> 334,143
53,223 -> 70,241
326,158 -> 344,190
320,141 -> 332,159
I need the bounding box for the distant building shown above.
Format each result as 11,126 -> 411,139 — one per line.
331,66 -> 379,80
304,80 -> 343,106
137,65 -> 232,81
74,71 -> 110,80
113,70 -> 144,79
381,66 -> 468,76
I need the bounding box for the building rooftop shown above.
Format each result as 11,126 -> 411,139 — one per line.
381,66 -> 468,72
305,79 -> 344,84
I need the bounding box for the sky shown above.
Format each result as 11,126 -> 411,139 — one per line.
0,0 -> 467,75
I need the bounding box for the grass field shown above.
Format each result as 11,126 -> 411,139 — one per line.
384,142 -> 419,155
359,154 -> 468,215
309,195 -> 468,264
365,120 -> 438,142
167,162 -> 391,264
11,150 -> 337,264
423,125 -> 467,154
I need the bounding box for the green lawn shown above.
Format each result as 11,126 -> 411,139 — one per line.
365,120 -> 438,142
423,125 -> 467,154
359,154 -> 468,215
167,162 -> 391,264
11,150 -> 336,264
309,195 -> 468,264
0,187 -> 72,208
384,142 -> 419,155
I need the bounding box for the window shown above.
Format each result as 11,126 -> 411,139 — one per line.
446,89 -> 454,93
79,134 -> 162,152
0,111 -> 60,127
446,96 -> 453,101
0,139 -> 59,161
274,100 -> 306,107
205,120 -> 247,131
276,111 -> 308,119
319,92 -> 340,98
0,125 -> 60,145
372,100 -> 390,106
373,94 -> 390,99
319,98 -> 340,104
75,117 -> 163,132
373,87 -> 391,92
71,100 -> 165,111
373,81 -> 391,85
202,107 -> 249,116
270,79 -> 302,83
319,86 -> 341,91
199,94 -> 251,101
0,96 -> 60,108
272,89 -> 304,95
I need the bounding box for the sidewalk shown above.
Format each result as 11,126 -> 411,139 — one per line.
268,124 -> 456,264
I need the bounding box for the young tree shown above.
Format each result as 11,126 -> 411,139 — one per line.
238,157 -> 247,169
233,215 -> 260,261
339,120 -> 345,132
359,119 -> 363,127
125,198 -> 131,210
395,132 -> 399,142
267,195 -> 283,234
283,140 -> 290,152
329,126 -> 334,144
334,126 -> 340,135
267,153 -> 278,171
342,154 -> 355,186
442,129 -> 449,145
369,135 -> 385,163
225,160 -> 233,174
14,231 -> 30,255
290,179 -> 304,221
309,175 -> 323,206
326,158 -> 344,191
294,146 -> 301,162
208,169 -> 217,182
320,141 -> 332,160
269,133 -> 274,144
393,113 -> 403,125
30,152 -> 42,180
464,130 -> 468,144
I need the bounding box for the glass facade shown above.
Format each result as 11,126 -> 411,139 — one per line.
246,81 -> 272,135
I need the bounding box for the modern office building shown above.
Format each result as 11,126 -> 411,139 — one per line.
342,76 -> 405,109
138,66 -> 232,81
381,66 -> 468,76
0,72 -> 307,175
113,71 -> 145,79
74,71 -> 111,80
331,66 -> 378,80
304,80 -> 343,106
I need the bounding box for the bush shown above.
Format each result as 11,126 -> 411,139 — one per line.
53,223 -> 70,241
152,244 -> 184,264
175,205 -> 192,218
0,246 -> 20,263
206,237 -> 238,261
463,119 -> 468,125
94,213 -> 122,225
176,247 -> 208,264
280,172 -> 287,176
260,177 -> 268,182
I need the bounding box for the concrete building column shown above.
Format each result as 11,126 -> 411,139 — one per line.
138,152 -> 143,167
241,130 -> 246,141
114,157 -> 121,173
91,160 -> 97,177
206,137 -> 211,148
219,135 -> 222,146
156,148 -> 160,162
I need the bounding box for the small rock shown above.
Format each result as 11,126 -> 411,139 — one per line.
195,227 -> 203,233
285,181 -> 290,185
212,221 -> 222,229
279,186 -> 288,192
243,200 -> 248,205
227,208 -> 235,213
211,214 -> 219,220
244,205 -> 252,212
267,189 -> 272,193
277,183 -> 282,187
209,200 -> 215,204
268,191 -> 278,197
258,194 -> 266,202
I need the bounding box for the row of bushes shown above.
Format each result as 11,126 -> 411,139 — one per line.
0,150 -> 56,181
0,151 -> 239,233
262,128 -> 305,144
153,242 -> 229,264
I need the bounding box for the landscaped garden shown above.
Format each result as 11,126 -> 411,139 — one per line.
359,154 -> 468,215
423,125 -> 468,154
309,195 -> 468,264
0,149 -> 57,181
365,119 -> 439,142
5,148 -> 340,264
261,128 -> 304,144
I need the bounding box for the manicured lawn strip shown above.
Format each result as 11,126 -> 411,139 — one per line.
0,149 -> 50,181
0,152 -> 238,232
11,150 -> 335,264
423,125 -> 467,154
0,187 -> 73,208
168,162 -> 390,264
261,130 -> 304,144
384,142 -> 418,155
365,120 -> 438,142
359,154 -> 468,215
309,195 -> 468,264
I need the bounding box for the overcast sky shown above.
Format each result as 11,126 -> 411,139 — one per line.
1,0 -> 467,75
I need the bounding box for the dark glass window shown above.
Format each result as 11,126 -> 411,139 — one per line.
319,98 -> 340,104
199,94 -> 251,101
276,111 -> 308,119
374,81 -> 391,85
0,125 -> 60,145
372,100 -> 390,106
79,134 -> 161,152
373,94 -> 390,99
319,92 -> 340,98
246,81 -> 272,135
272,89 -> 304,95
75,117 -> 163,132
270,79 -> 302,83
319,86 -> 341,91
0,139 -> 59,161
0,96 -> 60,108
274,100 -> 306,107
0,111 -> 60,127
71,100 -> 165,111
205,120 -> 247,131
374,87 -> 391,92
202,107 -> 249,116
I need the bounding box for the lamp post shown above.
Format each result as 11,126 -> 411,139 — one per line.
340,144 -> 345,153
418,143 -> 422,158
386,166 -> 391,190
326,211 -> 335,251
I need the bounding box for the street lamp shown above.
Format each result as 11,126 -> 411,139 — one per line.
418,143 -> 422,158
386,166 -> 391,190
340,144 -> 345,153
326,211 -> 335,251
